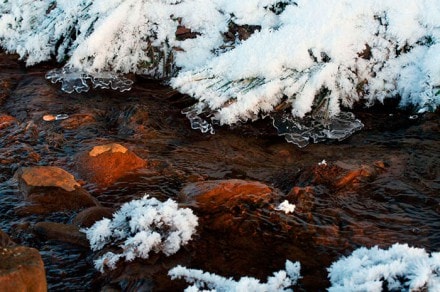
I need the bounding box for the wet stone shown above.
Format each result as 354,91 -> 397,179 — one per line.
72,206 -> 115,228
0,230 -> 15,248
0,114 -> 16,130
297,160 -> 386,190
0,246 -> 47,292
180,179 -> 277,211
15,166 -> 100,214
76,143 -> 146,187
33,222 -> 89,248
180,179 -> 282,233
59,113 -> 96,129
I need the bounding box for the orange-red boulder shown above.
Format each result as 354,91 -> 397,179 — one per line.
15,166 -> 100,214
180,179 -> 277,211
0,246 -> 47,292
180,179 -> 282,233
76,143 -> 146,187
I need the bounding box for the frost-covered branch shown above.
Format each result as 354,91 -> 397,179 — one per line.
1,0 -> 439,146
82,195 -> 198,272
168,260 -> 301,292
328,243 -> 440,291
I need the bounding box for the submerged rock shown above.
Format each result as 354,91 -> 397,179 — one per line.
76,143 -> 146,187
72,206 -> 115,228
296,160 -> 386,190
59,113 -> 96,129
180,179 -> 282,233
15,166 -> 100,214
33,222 -> 89,248
181,179 -> 277,210
0,230 -> 15,248
0,114 -> 16,130
0,246 -> 47,292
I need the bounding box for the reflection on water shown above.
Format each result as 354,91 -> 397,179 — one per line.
0,52 -> 439,290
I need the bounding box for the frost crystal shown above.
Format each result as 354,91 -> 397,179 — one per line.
328,243 -> 440,291
82,195 -> 198,272
168,260 -> 301,291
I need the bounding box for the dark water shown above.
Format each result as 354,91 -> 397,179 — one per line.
0,51 -> 439,291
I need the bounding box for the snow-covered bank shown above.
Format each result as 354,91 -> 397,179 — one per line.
1,0 -> 439,145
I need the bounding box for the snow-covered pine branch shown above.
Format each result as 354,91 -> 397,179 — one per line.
1,0 -> 439,145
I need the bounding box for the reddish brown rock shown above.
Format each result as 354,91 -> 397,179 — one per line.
15,166 -> 100,214
72,206 -> 115,228
60,113 -> 96,129
0,114 -> 16,130
76,143 -> 146,187
0,246 -> 47,292
180,179 -> 281,234
0,230 -> 15,248
297,160 -> 386,190
180,179 -> 276,211
33,222 -> 89,248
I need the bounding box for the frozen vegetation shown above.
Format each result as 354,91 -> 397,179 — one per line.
328,243 -> 440,291
82,196 -> 198,272
168,260 -> 301,291
167,244 -> 440,291
1,0 -> 439,145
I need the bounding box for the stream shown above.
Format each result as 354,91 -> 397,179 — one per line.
0,51 -> 439,291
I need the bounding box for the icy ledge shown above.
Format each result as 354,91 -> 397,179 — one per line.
183,102 -> 364,147
46,67 -> 133,94
271,111 -> 364,147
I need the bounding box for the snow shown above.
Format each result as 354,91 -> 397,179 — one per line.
168,260 -> 301,292
318,160 -> 327,166
81,195 -> 198,272
275,200 -> 296,214
1,0 -> 439,146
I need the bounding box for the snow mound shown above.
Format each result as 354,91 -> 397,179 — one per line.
169,260 -> 301,291
328,243 -> 440,291
82,195 -> 198,272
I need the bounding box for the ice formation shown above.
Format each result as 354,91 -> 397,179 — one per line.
46,67 -> 133,93
1,0 -> 439,145
328,243 -> 440,291
169,260 -> 301,292
82,196 -> 198,272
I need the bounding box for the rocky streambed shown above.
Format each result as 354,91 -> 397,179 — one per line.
0,51 -> 439,291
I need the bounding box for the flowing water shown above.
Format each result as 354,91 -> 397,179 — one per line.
0,51 -> 439,291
